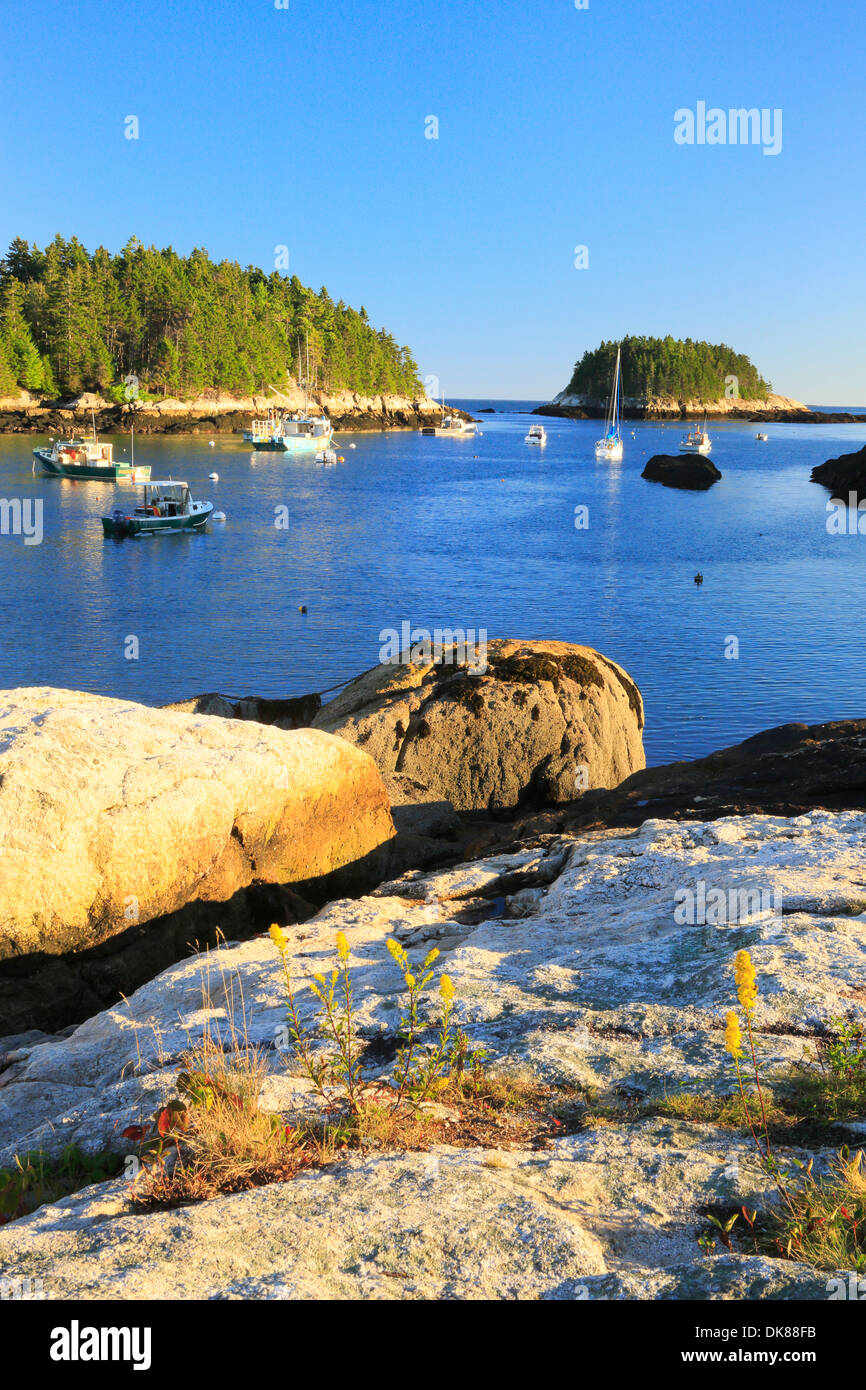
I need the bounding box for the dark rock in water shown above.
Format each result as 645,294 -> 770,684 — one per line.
478,407 -> 496,413
641,455 -> 722,490
811,442 -> 866,502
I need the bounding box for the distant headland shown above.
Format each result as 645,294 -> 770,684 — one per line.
0,235 -> 435,425
534,335 -> 861,423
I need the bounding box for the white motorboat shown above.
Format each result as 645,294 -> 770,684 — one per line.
525,424 -> 547,445
680,414 -> 712,453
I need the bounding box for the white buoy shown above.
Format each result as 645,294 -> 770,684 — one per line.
209,471 -> 219,481
209,440 -> 215,447
213,511 -> 226,522
348,442 -> 356,449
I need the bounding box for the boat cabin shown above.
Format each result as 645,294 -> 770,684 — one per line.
135,482 -> 191,518
52,437 -> 115,466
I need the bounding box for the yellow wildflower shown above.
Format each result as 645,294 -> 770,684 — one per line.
440,974 -> 456,1003
405,972 -> 416,989
734,950 -> 758,1014
269,924 -> 288,954
336,930 -> 350,963
724,1010 -> 743,1059
386,938 -> 403,963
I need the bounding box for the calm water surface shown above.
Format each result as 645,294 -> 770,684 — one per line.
1,401 -> 864,765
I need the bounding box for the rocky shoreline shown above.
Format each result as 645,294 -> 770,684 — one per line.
2,644 -> 865,1302
534,393 -> 862,424
0,387 -> 470,436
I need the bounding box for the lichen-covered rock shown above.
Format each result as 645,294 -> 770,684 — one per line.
0,1121 -> 833,1301
312,639 -> 645,810
1,810 -> 865,1300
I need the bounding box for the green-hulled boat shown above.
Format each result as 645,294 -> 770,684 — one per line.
102,481 -> 213,538
35,424 -> 150,482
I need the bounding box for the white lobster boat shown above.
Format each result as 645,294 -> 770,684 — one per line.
680,414 -> 712,453
243,408 -> 333,453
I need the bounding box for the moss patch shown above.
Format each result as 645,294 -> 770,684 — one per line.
432,678 -> 486,716
491,652 -> 605,690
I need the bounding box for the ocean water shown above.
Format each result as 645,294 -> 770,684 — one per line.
1,404 -> 864,767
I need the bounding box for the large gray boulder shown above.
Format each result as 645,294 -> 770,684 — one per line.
312,639 -> 645,811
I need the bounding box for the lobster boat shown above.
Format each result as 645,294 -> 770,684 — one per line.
35,427 -> 150,482
102,481 -> 213,538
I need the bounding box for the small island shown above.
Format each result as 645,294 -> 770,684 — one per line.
535,335 -> 851,423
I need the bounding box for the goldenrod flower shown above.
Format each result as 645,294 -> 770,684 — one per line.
734,950 -> 758,1014
386,938 -> 404,963
725,1010 -> 743,1058
405,972 -> 416,989
440,974 -> 455,1002
336,930 -> 350,963
269,924 -> 289,954
423,947 -> 440,968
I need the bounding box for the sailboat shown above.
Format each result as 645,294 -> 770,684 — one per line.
595,346 -> 624,461
680,412 -> 712,454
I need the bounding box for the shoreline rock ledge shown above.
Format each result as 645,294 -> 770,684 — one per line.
0,689 -> 396,1034
2,808 -> 864,1299
811,441 -> 866,504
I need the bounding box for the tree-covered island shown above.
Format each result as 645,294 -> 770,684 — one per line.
0,236 -> 423,400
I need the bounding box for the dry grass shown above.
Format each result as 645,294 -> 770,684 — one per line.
131,1063 -> 586,1211
134,1045 -> 311,1206
759,1149 -> 866,1271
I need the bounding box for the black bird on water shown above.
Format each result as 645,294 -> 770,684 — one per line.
694,573 -> 704,586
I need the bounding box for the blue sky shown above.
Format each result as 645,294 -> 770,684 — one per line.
1,0 -> 863,401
